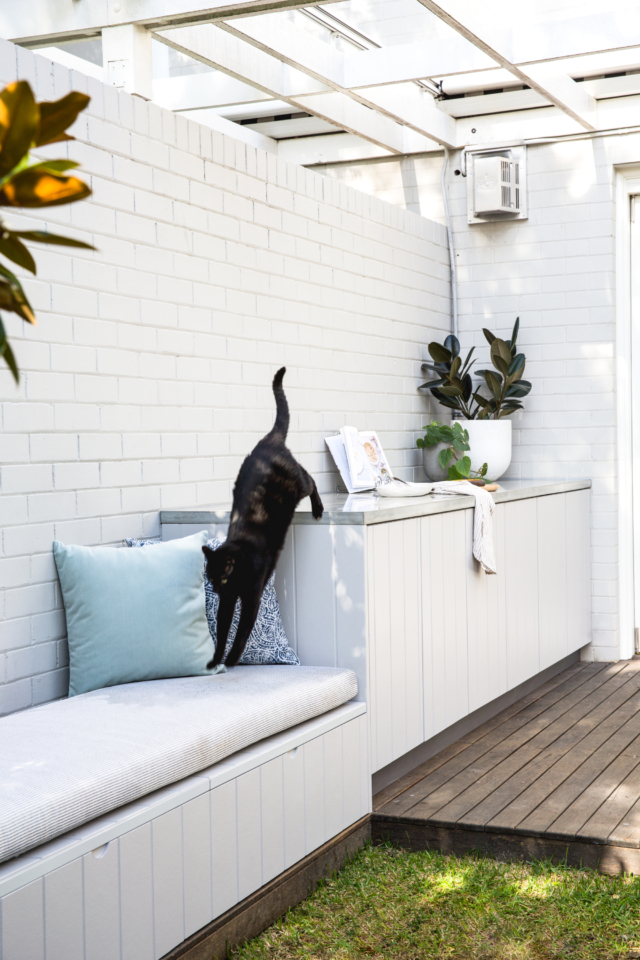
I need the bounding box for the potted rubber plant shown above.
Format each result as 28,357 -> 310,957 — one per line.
418,318 -> 531,480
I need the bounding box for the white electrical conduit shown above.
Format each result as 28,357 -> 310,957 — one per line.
441,145 -> 458,341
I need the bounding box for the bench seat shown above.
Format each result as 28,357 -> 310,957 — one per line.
0,665 -> 358,865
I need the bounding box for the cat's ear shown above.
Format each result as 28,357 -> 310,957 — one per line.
202,545 -> 216,561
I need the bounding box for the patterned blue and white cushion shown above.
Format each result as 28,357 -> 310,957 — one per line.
125,536 -> 299,666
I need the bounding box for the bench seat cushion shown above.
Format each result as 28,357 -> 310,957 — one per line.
0,665 -> 358,864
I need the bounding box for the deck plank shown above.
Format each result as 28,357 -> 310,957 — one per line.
462,672 -> 640,832
396,663 -> 626,822
488,683 -> 640,832
381,663 -> 610,817
517,696 -> 640,836
577,748 -> 640,841
427,666 -> 639,828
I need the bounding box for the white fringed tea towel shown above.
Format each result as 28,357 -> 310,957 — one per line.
430,481 -> 497,575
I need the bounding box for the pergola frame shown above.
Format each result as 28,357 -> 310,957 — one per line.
4,1 -> 640,163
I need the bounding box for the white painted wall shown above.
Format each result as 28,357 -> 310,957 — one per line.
0,40 -> 450,714
317,136 -> 627,662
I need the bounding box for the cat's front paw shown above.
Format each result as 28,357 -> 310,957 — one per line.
312,499 -> 324,520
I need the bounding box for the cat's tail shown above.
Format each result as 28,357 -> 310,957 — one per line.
269,366 -> 289,441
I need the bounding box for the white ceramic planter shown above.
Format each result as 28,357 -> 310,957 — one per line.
465,419 -> 512,481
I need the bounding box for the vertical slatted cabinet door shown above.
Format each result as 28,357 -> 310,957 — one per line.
323,725 -> 345,842
0,878 -> 45,960
283,745 -> 306,870
44,860 -> 84,960
504,497 -> 540,689
566,489 -> 592,653
466,503 -> 507,714
209,779 -> 239,920
343,714 -> 369,825
367,521 -> 392,772
119,823 -> 154,960
389,519 -> 423,766
422,510 -> 470,738
182,793 -> 214,940
303,735 -> 326,854
84,840 -> 121,960
236,768 -> 263,902
260,756 -> 286,886
151,808 -> 185,959
538,493 -> 569,671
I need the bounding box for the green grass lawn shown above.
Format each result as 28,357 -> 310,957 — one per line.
232,845 -> 640,960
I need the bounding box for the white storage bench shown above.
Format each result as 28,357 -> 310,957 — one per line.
0,667 -> 369,960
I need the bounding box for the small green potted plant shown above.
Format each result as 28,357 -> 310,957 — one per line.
418,319 -> 531,480
417,421 -> 488,482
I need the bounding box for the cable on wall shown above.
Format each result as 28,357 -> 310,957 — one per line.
441,145 -> 458,341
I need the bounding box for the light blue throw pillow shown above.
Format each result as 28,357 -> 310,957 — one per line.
126,535 -> 299,666
54,531 -> 213,697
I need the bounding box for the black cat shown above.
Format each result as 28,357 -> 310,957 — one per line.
203,367 -> 324,669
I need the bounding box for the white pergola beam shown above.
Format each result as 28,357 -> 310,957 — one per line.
416,0 -> 597,131
220,18 -> 457,146
155,25 -> 439,154
103,24 -> 153,99
0,0 -> 340,45
343,35 -> 497,88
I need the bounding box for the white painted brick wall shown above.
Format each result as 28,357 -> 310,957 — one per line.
0,40 -> 450,714
318,138 -> 622,662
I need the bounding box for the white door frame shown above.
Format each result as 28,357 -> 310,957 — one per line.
615,165 -> 640,660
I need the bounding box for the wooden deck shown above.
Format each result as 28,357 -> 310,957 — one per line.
371,659 -> 640,874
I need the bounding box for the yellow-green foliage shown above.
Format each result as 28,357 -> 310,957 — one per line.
0,80 -> 93,382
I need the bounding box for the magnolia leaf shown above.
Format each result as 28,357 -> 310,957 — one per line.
473,392 -> 489,407
450,355 -> 461,378
482,327 -> 496,345
0,314 -> 19,383
444,334 -> 460,358
0,169 -> 91,207
511,316 -> 520,347
0,232 -> 36,273
462,372 -> 472,403
0,262 -> 36,323
25,159 -> 80,175
11,230 -> 95,250
0,81 -> 38,180
35,91 -> 91,146
428,341 -> 452,364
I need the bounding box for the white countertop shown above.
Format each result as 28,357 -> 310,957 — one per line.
161,479 -> 591,527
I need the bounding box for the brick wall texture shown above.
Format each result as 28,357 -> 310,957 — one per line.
0,40 -> 450,714
319,140 -> 619,663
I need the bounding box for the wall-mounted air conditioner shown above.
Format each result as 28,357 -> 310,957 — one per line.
473,156 -> 520,216
466,145 -> 527,224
